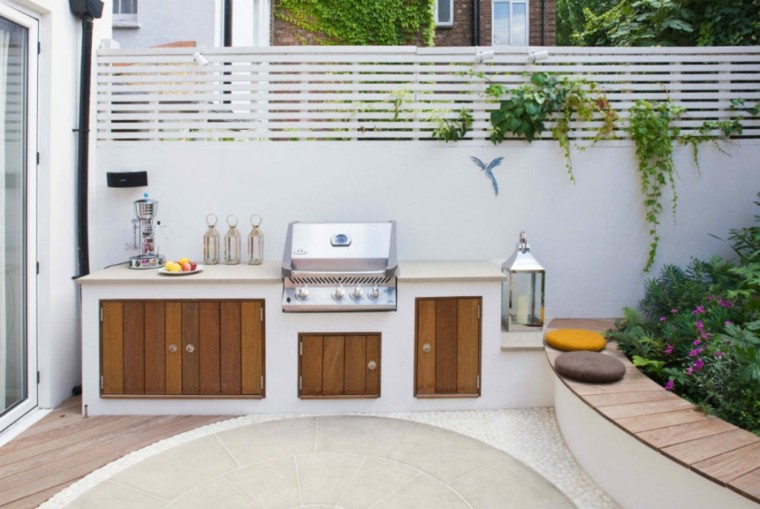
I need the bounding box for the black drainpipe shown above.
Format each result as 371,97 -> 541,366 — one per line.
224,0 -> 233,47
472,0 -> 480,46
69,0 -> 103,278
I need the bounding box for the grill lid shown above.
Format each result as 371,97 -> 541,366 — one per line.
282,221 -> 397,276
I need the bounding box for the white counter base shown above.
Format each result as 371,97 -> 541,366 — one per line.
78,261 -> 553,416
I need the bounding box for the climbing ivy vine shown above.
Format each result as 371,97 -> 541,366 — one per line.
274,0 -> 435,46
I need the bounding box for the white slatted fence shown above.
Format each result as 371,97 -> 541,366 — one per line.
96,46 -> 760,143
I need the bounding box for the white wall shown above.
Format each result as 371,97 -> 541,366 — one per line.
93,139 -> 760,319
112,0 -> 221,49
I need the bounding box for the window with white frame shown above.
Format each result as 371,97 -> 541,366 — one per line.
113,0 -> 138,26
436,0 -> 453,26
493,0 -> 528,46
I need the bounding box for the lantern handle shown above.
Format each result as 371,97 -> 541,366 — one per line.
519,231 -> 529,253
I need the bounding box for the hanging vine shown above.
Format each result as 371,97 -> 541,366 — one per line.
628,100 -> 684,272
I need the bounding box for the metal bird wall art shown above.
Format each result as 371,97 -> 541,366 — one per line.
470,156 -> 504,196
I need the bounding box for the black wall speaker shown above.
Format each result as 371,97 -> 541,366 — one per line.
107,171 -> 148,188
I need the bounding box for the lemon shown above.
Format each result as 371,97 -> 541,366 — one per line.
178,257 -> 190,264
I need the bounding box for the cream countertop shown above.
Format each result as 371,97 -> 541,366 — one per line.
76,260 -> 504,285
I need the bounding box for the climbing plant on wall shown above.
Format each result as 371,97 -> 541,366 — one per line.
274,0 -> 435,46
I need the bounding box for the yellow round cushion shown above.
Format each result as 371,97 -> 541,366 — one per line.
545,328 -> 607,352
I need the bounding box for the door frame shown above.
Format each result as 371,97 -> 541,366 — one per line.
0,1 -> 38,433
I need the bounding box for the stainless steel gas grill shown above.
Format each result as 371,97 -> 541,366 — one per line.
282,221 -> 398,312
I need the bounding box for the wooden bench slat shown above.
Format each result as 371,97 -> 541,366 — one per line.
731,467 -> 760,503
584,389 -> 677,407
662,429 -> 760,466
693,442 -> 760,484
637,416 -> 737,448
598,397 -> 695,420
616,408 -> 710,433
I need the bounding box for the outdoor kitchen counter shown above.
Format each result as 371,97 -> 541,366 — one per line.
75,262 -> 282,284
76,260 -> 504,284
77,259 -> 547,416
397,260 -> 504,282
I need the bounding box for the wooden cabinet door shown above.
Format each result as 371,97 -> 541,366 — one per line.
415,297 -> 481,397
298,333 -> 380,398
101,299 -> 265,398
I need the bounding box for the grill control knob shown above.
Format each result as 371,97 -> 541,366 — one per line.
296,286 -> 309,300
333,285 -> 345,300
369,286 -> 380,299
351,286 -> 363,299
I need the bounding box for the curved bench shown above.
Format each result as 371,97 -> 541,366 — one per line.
546,318 -> 760,509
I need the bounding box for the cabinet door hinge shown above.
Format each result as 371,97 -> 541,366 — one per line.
260,307 -> 264,322
477,304 -> 481,319
36,152 -> 40,165
36,371 -> 40,384
299,340 -> 303,356
37,41 -> 41,54
261,375 -> 264,390
100,307 -> 103,322
100,376 -> 104,390
298,376 -> 302,390
36,261 -> 40,274
476,375 -> 480,390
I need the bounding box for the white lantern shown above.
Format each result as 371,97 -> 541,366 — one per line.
502,231 -> 545,332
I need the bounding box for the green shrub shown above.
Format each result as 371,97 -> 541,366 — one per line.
611,194 -> 760,435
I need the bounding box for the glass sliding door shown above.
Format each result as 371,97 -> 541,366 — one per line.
0,4 -> 37,432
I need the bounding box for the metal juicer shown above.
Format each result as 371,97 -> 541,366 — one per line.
128,198 -> 166,269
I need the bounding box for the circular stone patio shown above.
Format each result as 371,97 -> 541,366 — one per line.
40,410 -> 619,508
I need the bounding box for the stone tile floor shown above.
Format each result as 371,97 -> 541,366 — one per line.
40,409 -> 619,509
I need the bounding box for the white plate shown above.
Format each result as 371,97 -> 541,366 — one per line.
159,264 -> 204,276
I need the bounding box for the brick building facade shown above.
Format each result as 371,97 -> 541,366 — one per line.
434,0 -> 556,47
271,1 -> 555,47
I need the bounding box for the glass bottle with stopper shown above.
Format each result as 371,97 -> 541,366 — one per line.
203,213 -> 219,265
224,214 -> 241,265
248,214 -> 263,265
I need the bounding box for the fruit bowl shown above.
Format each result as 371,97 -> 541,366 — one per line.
159,264 -> 203,276
160,259 -> 203,276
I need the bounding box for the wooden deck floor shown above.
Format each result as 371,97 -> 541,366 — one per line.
546,318 -> 760,505
0,398 -> 225,508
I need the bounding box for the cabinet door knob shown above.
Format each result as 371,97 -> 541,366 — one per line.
422,343 -> 432,353
367,360 -> 377,370
185,344 -> 195,353
168,344 -> 178,353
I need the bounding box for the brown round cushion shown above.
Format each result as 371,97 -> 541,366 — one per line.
545,328 -> 607,352
555,351 -> 626,384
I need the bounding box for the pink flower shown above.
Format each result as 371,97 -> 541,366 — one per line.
659,316 -> 667,322
695,320 -> 704,330
700,331 -> 711,340
706,295 -> 714,301
692,305 -> 705,315
689,347 -> 703,357
671,308 -> 678,313
663,344 -> 674,354
714,351 -> 724,358
719,299 -> 732,308
694,358 -> 704,370
724,320 -> 734,326
692,339 -> 701,346
686,366 -> 694,376
664,380 -> 674,391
